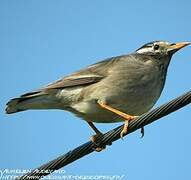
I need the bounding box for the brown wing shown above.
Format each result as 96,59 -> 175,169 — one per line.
42,55 -> 122,90
45,75 -> 104,89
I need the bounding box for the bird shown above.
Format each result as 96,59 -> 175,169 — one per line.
6,40 -> 190,151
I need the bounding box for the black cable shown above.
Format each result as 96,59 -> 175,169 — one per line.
17,90 -> 191,180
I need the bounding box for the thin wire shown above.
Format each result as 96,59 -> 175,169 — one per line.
17,90 -> 191,180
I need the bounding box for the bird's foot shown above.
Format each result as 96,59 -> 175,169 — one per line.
97,100 -> 141,139
91,133 -> 106,152
141,126 -> 144,138
87,121 -> 111,152
91,133 -> 112,152
120,120 -> 129,140
120,116 -> 138,139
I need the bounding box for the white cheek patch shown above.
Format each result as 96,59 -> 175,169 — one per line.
136,47 -> 153,54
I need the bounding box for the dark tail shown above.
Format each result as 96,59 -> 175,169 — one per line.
6,91 -> 50,114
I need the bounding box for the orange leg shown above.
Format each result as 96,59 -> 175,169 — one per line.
87,121 -> 106,152
97,100 -> 142,139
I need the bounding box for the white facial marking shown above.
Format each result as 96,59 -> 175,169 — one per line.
136,47 -> 153,54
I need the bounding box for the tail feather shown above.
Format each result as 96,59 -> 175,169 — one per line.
5,91 -> 48,114
6,98 -> 25,114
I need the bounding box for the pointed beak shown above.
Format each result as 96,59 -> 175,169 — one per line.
169,42 -> 190,53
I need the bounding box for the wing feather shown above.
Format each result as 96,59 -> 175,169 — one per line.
42,55 -> 122,90
45,75 -> 103,89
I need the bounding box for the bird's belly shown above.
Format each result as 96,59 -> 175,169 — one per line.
72,101 -> 124,123
71,80 -> 163,123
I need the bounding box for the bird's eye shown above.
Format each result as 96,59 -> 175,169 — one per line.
154,44 -> 160,50
154,44 -> 159,50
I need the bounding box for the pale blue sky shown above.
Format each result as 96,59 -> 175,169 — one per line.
1,0 -> 191,179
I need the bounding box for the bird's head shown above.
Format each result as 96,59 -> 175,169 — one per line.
136,40 -> 190,58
